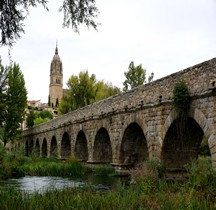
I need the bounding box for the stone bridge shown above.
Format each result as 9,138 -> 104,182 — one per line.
23,58 -> 216,171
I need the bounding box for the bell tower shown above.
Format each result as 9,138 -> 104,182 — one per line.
49,44 -> 63,107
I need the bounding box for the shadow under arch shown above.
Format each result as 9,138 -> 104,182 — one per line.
42,138 -> 47,157
25,141 -> 29,156
30,139 -> 33,155
75,130 -> 88,161
35,138 -> 40,156
61,132 -> 71,159
93,127 -> 112,163
161,116 -> 204,169
119,122 -> 148,166
50,136 -> 58,157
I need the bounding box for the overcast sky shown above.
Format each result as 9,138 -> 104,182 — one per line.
1,0 -> 216,102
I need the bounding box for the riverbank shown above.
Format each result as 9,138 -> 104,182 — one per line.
0,163 -> 215,210
0,145 -> 119,181
0,146 -> 215,209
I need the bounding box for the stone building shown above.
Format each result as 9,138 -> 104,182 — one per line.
49,45 -> 63,107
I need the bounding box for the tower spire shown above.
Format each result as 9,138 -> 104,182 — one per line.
55,41 -> 58,55
49,43 -> 63,109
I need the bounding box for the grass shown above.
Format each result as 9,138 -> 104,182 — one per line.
0,145 -> 215,209
93,165 -> 116,176
13,155 -> 92,179
0,177 -> 215,210
0,144 -> 92,179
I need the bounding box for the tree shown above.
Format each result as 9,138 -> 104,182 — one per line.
34,117 -> 50,126
26,109 -> 53,128
59,71 -> 97,114
0,59 -> 8,142
2,63 -> 27,146
38,110 -> 53,120
123,61 -> 146,92
58,71 -> 121,115
95,81 -> 120,101
0,0 -> 99,46
26,110 -> 37,128
0,58 -> 8,127
48,95 -> 51,107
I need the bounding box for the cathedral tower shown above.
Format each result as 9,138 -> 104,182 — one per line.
49,44 -> 63,107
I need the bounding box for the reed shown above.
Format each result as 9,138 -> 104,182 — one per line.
0,181 -> 215,210
94,165 -> 115,176
17,156 -> 88,178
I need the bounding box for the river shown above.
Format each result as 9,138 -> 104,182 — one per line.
0,175 -> 129,194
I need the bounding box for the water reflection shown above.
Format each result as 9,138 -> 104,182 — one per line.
0,176 -> 85,194
0,175 -> 130,194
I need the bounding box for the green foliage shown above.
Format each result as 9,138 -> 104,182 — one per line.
58,71 -> 120,115
26,110 -> 53,127
0,0 -> 48,46
186,157 -> 216,194
199,136 -> 211,156
94,81 -> 120,101
0,151 -> 215,209
60,0 -> 99,33
0,144 -> 7,163
0,58 -> 8,128
58,97 -> 71,115
26,110 -> 37,128
38,110 -> 53,120
133,160 -> 165,195
59,71 -> 97,113
123,61 -> 147,91
0,150 -> 87,179
34,117 -> 50,126
1,0 -> 99,46
66,155 -> 80,164
18,157 -> 87,178
173,80 -> 191,116
94,166 -> 115,176
2,63 -> 27,145
0,173 -> 215,209
0,144 -> 30,179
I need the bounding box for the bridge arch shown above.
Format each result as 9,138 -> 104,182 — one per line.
50,136 -> 58,157
61,132 -> 71,159
191,108 -> 215,166
75,130 -> 88,161
42,138 -> 48,157
93,127 -> 112,163
162,117 -> 204,169
35,138 -> 40,156
161,108 -> 214,169
192,108 -> 214,140
119,122 -> 148,166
